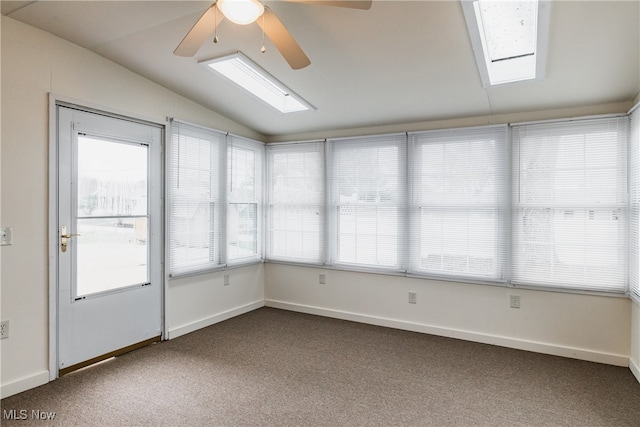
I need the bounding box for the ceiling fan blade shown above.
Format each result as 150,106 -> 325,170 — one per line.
257,8 -> 311,70
281,0 -> 372,10
174,4 -> 224,57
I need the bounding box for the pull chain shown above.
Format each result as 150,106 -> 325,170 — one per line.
213,5 -> 219,43
260,5 -> 266,53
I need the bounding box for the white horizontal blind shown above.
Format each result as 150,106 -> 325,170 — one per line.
168,121 -> 226,275
630,108 -> 640,298
266,142 -> 325,263
408,125 -> 509,281
327,134 -> 406,270
512,117 -> 628,292
227,135 -> 264,264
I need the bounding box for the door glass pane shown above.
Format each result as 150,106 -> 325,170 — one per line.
78,137 -> 148,217
76,218 -> 148,296
76,136 -> 149,297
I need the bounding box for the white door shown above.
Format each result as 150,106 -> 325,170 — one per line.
57,105 -> 163,375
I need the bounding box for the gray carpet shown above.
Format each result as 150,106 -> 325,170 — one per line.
2,307 -> 640,426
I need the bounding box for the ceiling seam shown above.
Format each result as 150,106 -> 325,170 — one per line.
4,1 -> 39,16
486,91 -> 495,116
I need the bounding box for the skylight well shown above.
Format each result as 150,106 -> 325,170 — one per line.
462,0 -> 550,87
199,52 -> 314,114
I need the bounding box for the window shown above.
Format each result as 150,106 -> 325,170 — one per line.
169,113 -> 637,296
408,125 -> 509,281
168,121 -> 226,275
630,107 -> 640,299
327,135 -> 406,270
227,135 -> 264,263
462,0 -> 550,86
266,142 -> 325,263
512,117 -> 628,292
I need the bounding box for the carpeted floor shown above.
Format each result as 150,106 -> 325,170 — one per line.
2,307 -> 640,426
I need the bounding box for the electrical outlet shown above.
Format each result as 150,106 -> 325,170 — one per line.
510,295 -> 521,309
319,274 -> 326,285
224,274 -> 230,286
0,320 -> 10,339
408,292 -> 417,304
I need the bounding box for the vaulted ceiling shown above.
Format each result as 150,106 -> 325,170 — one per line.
2,1 -> 639,137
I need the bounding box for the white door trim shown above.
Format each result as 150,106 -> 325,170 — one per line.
48,94 -> 168,380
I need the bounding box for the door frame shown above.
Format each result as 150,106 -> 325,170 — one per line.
48,94 -> 168,380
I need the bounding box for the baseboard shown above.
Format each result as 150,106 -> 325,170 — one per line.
167,300 -> 265,339
1,370 -> 50,399
266,299 -> 629,367
630,358 -> 640,384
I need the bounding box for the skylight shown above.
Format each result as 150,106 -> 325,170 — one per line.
462,0 -> 550,87
199,52 -> 314,114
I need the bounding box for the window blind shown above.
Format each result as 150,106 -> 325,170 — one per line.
408,125 -> 509,281
266,142 -> 325,263
227,135 -> 264,264
630,108 -> 640,298
327,134 -> 406,270
168,121 -> 226,275
512,117 -> 628,292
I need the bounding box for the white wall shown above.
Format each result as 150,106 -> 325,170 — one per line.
265,264 -> 631,366
168,265 -> 264,340
631,301 -> 640,382
0,16 -> 264,398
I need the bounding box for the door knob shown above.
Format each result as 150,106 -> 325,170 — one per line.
60,225 -> 81,253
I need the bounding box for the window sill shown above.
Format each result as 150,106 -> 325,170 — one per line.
168,259 -> 264,280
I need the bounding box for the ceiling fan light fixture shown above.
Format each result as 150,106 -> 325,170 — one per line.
217,0 -> 264,25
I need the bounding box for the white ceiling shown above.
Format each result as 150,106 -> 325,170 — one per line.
2,1 -> 639,137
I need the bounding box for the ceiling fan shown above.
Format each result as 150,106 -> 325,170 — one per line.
174,0 -> 372,70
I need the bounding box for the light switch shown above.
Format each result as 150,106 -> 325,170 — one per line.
0,227 -> 12,246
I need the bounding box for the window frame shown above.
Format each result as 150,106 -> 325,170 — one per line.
511,116 -> 629,293
227,134 -> 265,265
408,125 -> 510,282
168,120 -> 227,277
326,134 -> 407,272
265,141 -> 326,264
